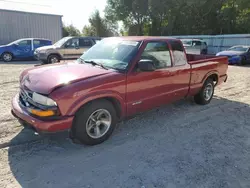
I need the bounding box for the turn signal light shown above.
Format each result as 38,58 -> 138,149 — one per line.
30,109 -> 55,117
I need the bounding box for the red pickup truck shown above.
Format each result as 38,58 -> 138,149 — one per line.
11,37 -> 228,145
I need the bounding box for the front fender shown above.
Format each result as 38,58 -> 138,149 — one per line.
0,46 -> 12,56
66,90 -> 126,117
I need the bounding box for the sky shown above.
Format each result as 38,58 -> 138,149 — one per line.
0,0 -> 107,30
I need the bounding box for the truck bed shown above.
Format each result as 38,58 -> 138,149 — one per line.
186,54 -> 228,64
186,53 -> 228,96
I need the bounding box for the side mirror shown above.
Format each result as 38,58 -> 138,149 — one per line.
75,46 -> 79,49
138,59 -> 155,72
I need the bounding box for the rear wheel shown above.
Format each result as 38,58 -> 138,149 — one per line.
240,56 -> 247,65
48,55 -> 60,64
71,100 -> 117,145
2,52 -> 13,62
194,78 -> 214,105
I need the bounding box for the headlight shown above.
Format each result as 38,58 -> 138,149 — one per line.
36,49 -> 46,53
32,92 -> 57,106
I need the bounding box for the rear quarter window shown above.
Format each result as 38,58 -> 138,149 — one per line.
41,40 -> 52,45
169,40 -> 187,66
34,40 -> 51,45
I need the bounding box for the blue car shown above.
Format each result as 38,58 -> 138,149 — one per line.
216,45 -> 250,65
0,38 -> 52,62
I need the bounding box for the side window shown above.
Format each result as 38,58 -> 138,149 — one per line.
17,40 -> 31,46
141,42 -> 172,69
65,38 -> 79,48
39,40 -> 50,45
79,39 -> 93,47
33,40 -> 41,45
169,40 -> 187,66
248,48 -> 250,53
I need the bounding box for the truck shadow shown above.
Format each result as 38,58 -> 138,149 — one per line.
7,96 -> 250,187
0,60 -> 39,65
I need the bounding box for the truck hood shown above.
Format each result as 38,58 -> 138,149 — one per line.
216,50 -> 244,56
20,62 -> 114,94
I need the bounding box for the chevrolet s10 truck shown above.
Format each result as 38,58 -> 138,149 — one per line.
11,37 -> 228,145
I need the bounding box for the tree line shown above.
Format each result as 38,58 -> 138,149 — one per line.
63,0 -> 250,37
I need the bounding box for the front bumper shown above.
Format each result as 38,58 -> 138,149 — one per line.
34,52 -> 48,61
11,94 -> 73,133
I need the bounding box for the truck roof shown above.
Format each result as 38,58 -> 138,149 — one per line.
107,36 -> 180,42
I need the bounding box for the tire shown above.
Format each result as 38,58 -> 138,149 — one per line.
2,52 -> 13,62
48,55 -> 60,64
71,100 -> 118,145
240,56 -> 247,65
194,78 -> 214,105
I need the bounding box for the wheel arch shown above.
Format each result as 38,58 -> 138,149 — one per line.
68,93 -> 126,119
47,53 -> 62,61
1,51 -> 14,59
202,71 -> 219,86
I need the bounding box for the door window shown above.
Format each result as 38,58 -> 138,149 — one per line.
141,42 -> 172,69
65,38 -> 79,48
169,40 -> 187,66
17,40 -> 31,46
79,39 -> 93,47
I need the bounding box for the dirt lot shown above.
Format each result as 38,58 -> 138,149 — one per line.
0,61 -> 250,188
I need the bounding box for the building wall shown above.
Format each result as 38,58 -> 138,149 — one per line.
0,9 -> 62,45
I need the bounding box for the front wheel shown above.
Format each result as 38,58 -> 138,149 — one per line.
71,100 -> 117,145
194,78 -> 214,105
48,55 -> 60,64
2,52 -> 13,62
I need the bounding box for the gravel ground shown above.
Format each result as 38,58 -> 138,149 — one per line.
0,61 -> 250,188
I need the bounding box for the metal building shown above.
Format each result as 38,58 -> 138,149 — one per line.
173,34 -> 250,54
0,8 -> 62,45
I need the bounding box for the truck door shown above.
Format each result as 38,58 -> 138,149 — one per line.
168,40 -> 191,100
14,40 -> 32,58
126,41 -> 176,116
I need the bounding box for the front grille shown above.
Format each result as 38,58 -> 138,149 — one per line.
19,89 -> 33,108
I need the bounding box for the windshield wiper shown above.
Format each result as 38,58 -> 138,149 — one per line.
84,60 -> 109,70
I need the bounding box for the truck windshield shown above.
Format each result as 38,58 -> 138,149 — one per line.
54,37 -> 72,47
79,38 -> 140,71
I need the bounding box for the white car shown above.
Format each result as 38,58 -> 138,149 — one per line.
181,39 -> 207,55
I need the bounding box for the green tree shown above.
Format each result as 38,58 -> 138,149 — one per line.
105,0 -> 250,36
82,25 -> 95,36
63,24 -> 81,37
86,10 -> 117,37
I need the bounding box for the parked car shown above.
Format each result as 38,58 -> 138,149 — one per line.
181,39 -> 208,54
11,36 -> 228,146
216,45 -> 250,65
0,38 -> 52,62
34,36 -> 102,64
